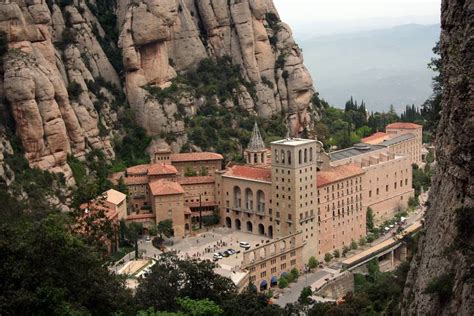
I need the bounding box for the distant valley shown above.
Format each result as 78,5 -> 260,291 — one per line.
300,24 -> 440,112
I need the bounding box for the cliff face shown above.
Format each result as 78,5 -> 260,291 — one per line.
0,0 -> 317,180
402,0 -> 473,314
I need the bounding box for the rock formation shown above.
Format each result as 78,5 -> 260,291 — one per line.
0,0 -> 318,179
402,0 -> 473,314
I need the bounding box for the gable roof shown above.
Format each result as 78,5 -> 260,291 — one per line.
170,152 -> 224,162
386,122 -> 422,130
317,164 -> 365,187
105,189 -> 126,205
147,163 -> 177,176
149,181 -> 184,196
223,165 -> 272,182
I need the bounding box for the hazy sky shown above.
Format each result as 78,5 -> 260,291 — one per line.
273,0 -> 441,37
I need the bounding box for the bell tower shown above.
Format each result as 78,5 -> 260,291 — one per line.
244,122 -> 267,165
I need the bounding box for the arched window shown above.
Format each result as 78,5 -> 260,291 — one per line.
287,150 -> 291,164
274,149 -> 279,163
281,149 -> 285,164
245,188 -> 253,210
310,147 -> 313,161
257,190 -> 265,213
298,150 -> 302,164
304,148 -> 308,163
233,186 -> 241,208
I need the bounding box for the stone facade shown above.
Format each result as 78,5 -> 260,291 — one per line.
242,232 -> 305,290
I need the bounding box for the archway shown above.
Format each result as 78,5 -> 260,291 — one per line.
245,188 -> 253,211
270,276 -> 278,287
246,221 -> 253,232
268,225 -> 273,238
258,223 -> 265,235
260,279 -> 268,291
185,223 -> 190,231
225,217 -> 232,228
235,218 -> 241,230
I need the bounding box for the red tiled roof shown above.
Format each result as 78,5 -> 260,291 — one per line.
149,180 -> 185,196
224,165 -> 272,182
361,132 -> 388,144
386,122 -> 422,130
124,176 -> 149,185
170,152 -> 224,162
126,164 -> 149,175
317,164 -> 365,187
177,176 -> 215,185
147,163 -> 177,176
80,202 -> 117,220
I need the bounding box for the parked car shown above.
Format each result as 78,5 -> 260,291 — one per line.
227,249 -> 236,255
213,253 -> 222,260
145,235 -> 151,241
222,251 -> 230,257
239,241 -> 251,249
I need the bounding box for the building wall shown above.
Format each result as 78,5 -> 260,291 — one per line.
270,139 -> 319,261
316,175 -> 365,261
181,181 -> 217,218
128,183 -> 151,213
242,233 -> 305,291
152,193 -> 186,238
173,160 -> 222,176
362,154 -> 414,223
218,176 -> 274,238
386,126 -> 422,164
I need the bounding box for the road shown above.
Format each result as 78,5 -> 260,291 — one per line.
274,270 -> 330,306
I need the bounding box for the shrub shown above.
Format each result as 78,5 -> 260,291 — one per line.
342,245 -> 351,257
278,277 -> 288,289
359,236 -> 367,247
366,207 -> 375,232
290,268 -> 299,281
424,273 -> 454,302
67,81 -> 82,101
333,249 -> 340,258
408,196 -> 419,209
324,253 -> 333,263
261,76 -> 274,89
298,286 -> 313,304
350,239 -> 358,250
62,28 -> 77,46
308,256 -> 318,270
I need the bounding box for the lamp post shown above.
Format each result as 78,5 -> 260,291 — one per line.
199,194 -> 203,229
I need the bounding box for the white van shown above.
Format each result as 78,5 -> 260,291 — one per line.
239,241 -> 250,249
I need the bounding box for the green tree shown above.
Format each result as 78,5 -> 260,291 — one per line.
298,286 -> 313,304
366,207 -> 375,232
177,297 -> 223,316
126,221 -> 143,258
324,253 -> 333,263
157,219 -> 174,239
0,213 -> 133,315
278,277 -> 289,289
333,249 -> 340,258
199,166 -> 209,176
359,236 -> 367,247
308,256 -> 319,270
135,253 -> 236,311
185,167 -> 198,177
290,268 -> 300,281
220,285 -> 283,315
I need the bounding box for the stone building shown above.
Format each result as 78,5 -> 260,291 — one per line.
242,232 -> 305,291
331,143 -> 414,224
362,122 -> 423,165
316,164 -> 366,257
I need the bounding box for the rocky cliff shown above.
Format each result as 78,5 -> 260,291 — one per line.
0,0 -> 317,181
402,0 -> 473,314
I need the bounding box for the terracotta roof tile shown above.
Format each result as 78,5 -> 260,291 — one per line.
149,180 -> 185,196
224,165 -> 272,182
147,163 -> 177,176
177,176 -> 215,185
386,122 -> 422,130
127,213 -> 156,220
171,152 -> 224,162
124,176 -> 149,185
126,164 -> 149,175
105,189 -> 126,205
361,132 -> 389,145
317,164 -> 365,187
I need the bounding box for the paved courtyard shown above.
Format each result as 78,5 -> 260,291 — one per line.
139,227 -> 270,269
